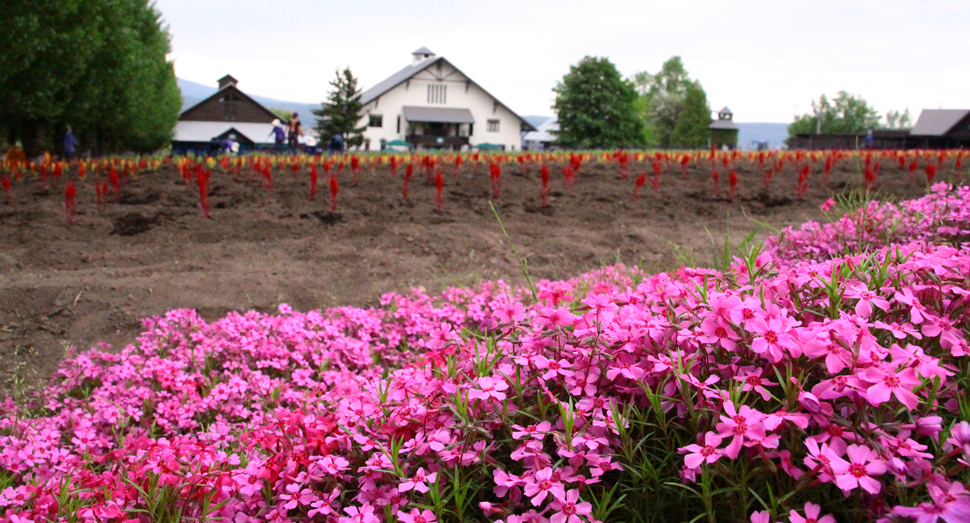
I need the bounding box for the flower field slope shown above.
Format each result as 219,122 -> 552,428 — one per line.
3,187 -> 970,523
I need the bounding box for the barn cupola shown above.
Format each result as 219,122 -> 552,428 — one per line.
218,74 -> 239,90
411,47 -> 436,65
717,107 -> 733,121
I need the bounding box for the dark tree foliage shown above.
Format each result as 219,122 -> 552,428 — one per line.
670,81 -> 712,148
0,0 -> 181,155
552,56 -> 645,148
313,68 -> 367,149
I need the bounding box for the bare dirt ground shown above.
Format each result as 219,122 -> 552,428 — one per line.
0,157 -> 938,390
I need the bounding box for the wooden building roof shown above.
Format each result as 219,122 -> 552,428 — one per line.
179,78 -> 283,124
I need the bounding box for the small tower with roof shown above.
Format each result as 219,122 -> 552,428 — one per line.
411,47 -> 436,64
709,106 -> 739,149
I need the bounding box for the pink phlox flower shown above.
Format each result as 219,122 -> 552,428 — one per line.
715,401 -> 768,459
316,455 -> 350,476
921,314 -> 964,349
734,367 -> 776,401
820,197 -> 836,211
308,488 -> 340,517
874,320 -> 922,340
885,433 -> 934,461
605,356 -> 645,381
352,433 -> 381,452
534,355 -> 575,381
522,467 -> 567,506
862,365 -> 922,410
512,421 -> 553,440
503,509 -> 549,523
468,376 -> 508,402
280,482 -> 317,510
764,409 -> 810,431
894,288 -> 928,324
789,502 -> 836,523
493,468 -> 522,498
699,317 -> 739,350
399,467 -> 437,493
581,293 -> 619,325
750,510 -> 772,523
730,297 -> 764,326
828,444 -> 887,494
708,293 -> 742,322
844,282 -> 890,319
680,432 -> 723,469
340,503 -> 380,523
945,421 -> 970,458
893,481 -> 970,523
747,316 -> 798,362
397,508 -> 437,523
535,306 -> 580,328
496,302 -> 527,324
767,449 -> 804,479
803,438 -> 846,483
549,489 -> 593,523
891,344 -> 952,382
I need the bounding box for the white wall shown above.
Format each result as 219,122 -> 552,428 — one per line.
358,59 -> 525,151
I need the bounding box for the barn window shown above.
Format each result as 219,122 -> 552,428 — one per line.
369,115 -> 383,128
427,84 -> 447,104
487,119 -> 500,132
396,115 -> 401,133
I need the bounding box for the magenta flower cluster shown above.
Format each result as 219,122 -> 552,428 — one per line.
2,187 -> 970,523
766,182 -> 970,265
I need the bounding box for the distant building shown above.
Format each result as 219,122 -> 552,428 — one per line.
709,107 -> 739,149
909,109 -> 970,148
788,109 -> 970,150
172,75 -> 283,154
522,117 -> 560,151
357,48 -> 536,152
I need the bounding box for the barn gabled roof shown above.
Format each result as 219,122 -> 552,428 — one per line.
910,109 -> 970,136
179,79 -> 285,123
359,54 -> 536,131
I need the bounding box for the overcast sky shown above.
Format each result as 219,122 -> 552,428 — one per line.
156,0 -> 969,123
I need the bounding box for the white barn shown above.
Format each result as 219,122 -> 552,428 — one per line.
358,48 -> 535,152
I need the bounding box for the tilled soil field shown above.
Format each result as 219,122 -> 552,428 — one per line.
0,157 -> 941,389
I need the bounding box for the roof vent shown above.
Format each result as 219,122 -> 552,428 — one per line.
218,74 -> 238,90
411,47 -> 436,64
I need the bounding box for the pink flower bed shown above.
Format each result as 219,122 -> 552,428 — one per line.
765,182 -> 970,265
3,187 -> 970,523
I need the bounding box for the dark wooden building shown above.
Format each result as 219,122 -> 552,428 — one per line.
788,129 -> 911,150
173,75 -> 284,154
788,109 -> 970,150
908,109 -> 970,148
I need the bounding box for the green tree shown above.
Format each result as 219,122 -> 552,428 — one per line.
552,56 -> 644,148
0,0 -> 180,154
313,68 -> 366,149
632,56 -> 699,147
884,109 -> 912,129
272,109 -> 295,121
669,81 -> 712,148
788,91 -> 882,139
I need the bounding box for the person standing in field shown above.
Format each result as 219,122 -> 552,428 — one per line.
328,133 -> 344,154
63,125 -> 78,161
288,113 -> 302,154
865,129 -> 874,150
269,119 -> 286,154
4,141 -> 27,168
